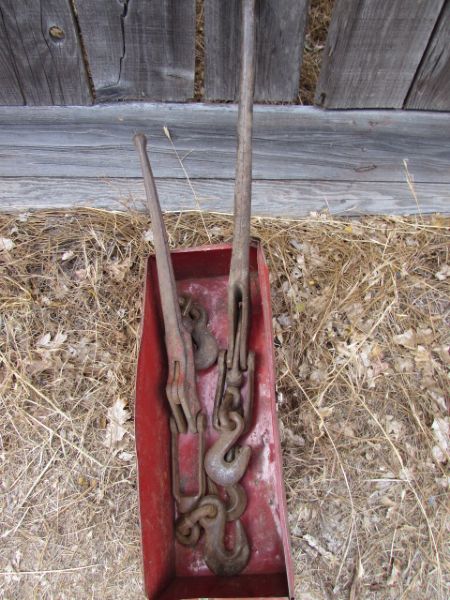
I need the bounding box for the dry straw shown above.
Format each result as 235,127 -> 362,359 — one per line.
1,208 -> 449,598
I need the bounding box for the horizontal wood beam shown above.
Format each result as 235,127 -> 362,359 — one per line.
0,104 -> 448,184
1,177 -> 447,216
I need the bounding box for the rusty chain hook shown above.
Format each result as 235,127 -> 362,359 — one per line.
198,495 -> 250,576
204,411 -> 251,487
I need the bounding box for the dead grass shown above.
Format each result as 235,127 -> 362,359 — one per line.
0,209 -> 449,599
194,0 -> 205,101
194,0 -> 334,104
299,0 -> 334,105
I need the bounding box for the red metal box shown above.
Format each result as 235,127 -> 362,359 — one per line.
135,242 -> 294,599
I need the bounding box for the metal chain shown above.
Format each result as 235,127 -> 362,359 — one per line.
172,298 -> 253,576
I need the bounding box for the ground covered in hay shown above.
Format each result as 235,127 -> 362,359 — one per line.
1,210 -> 449,599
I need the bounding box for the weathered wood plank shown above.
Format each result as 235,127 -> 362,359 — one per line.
0,0 -> 91,105
0,104 -> 448,183
316,0 -> 445,109
0,8 -> 24,104
75,0 -> 196,102
204,0 -> 309,101
1,178 -> 448,216
406,1 -> 450,110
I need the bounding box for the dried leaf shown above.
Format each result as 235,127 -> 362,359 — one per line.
143,229 -> 154,243
0,237 -> 14,251
104,398 -> 131,450
393,356 -> 414,373
393,329 -> 416,350
416,327 -> 434,345
317,406 -> 333,419
277,313 -> 292,328
107,258 -> 132,282
61,250 -> 75,261
309,365 -> 327,385
36,331 -> 67,350
433,345 -> 450,366
435,264 -> 450,281
385,415 -> 403,440
279,420 -> 305,446
431,417 -> 449,464
118,451 -> 134,462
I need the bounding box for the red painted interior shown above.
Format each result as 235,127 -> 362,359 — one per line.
135,243 -> 294,599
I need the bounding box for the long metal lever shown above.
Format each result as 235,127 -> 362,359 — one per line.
134,133 -> 200,433
228,0 -> 256,372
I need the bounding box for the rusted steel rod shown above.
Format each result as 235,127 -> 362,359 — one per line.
133,133 -> 200,434
228,0 -> 256,372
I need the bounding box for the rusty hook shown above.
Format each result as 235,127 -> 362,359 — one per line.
198,495 -> 250,576
204,411 -> 251,487
171,412 -> 206,514
208,479 -> 248,522
179,295 -> 218,370
190,304 -> 218,370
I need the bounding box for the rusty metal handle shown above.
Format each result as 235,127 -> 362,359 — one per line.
228,0 -> 256,372
133,133 -> 182,352
134,133 -> 200,433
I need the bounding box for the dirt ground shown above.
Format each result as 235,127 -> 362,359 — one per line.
1,209 -> 449,599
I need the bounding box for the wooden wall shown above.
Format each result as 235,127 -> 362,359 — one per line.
315,0 -> 448,109
0,0 -> 448,109
1,104 -> 448,215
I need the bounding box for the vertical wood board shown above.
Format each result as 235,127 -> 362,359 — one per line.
0,8 -> 24,104
75,0 -> 196,102
406,0 -> 450,110
0,0 -> 91,105
315,0 -> 445,108
204,0 -> 309,101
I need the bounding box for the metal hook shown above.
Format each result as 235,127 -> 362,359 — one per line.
207,479 -> 248,522
171,413 -> 206,514
190,303 -> 218,370
179,295 -> 218,370
204,411 -> 251,487
198,495 -> 250,576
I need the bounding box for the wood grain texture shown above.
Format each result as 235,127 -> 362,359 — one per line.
1,178 -> 448,216
75,0 -> 196,101
0,0 -> 91,105
204,0 -> 309,101
316,0 -> 445,109
0,9 -> 24,104
0,104 -> 448,183
406,1 -> 450,110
